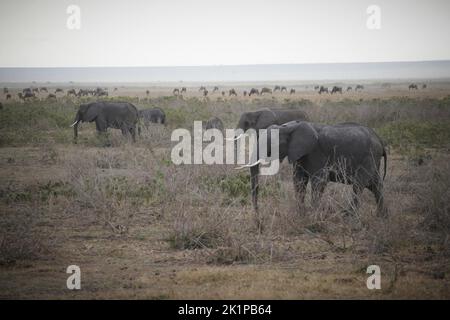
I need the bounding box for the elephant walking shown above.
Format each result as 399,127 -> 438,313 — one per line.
245,121 -> 387,217
71,102 -> 139,143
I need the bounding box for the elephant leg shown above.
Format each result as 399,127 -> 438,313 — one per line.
368,179 -> 388,217
293,163 -> 309,211
130,125 -> 136,142
310,175 -> 327,208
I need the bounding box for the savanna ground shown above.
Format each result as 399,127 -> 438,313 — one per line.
0,81 -> 450,299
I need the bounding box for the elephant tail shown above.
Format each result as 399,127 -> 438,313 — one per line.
382,148 -> 387,180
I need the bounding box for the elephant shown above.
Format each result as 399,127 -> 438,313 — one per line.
331,86 -> 343,94
260,87 -> 272,95
234,108 -> 309,142
249,88 -> 259,96
71,102 -> 139,143
139,107 -> 166,126
229,88 -> 237,96
243,121 -> 387,217
318,86 -> 328,94
205,116 -> 224,132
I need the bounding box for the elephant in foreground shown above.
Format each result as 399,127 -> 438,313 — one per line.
139,107 -> 166,126
243,121 -> 387,217
71,102 -> 139,143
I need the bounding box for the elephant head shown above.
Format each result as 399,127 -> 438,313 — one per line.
244,121 -> 319,211
71,103 -> 101,142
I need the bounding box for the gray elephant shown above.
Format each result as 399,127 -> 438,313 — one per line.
244,121 -> 387,217
205,117 -> 224,132
139,107 -> 166,126
235,108 -> 309,135
71,102 -> 138,143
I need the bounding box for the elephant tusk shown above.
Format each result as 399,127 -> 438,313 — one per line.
234,159 -> 269,170
225,133 -> 245,141
70,120 -> 79,127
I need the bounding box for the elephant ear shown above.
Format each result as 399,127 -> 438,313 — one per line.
255,109 -> 277,129
287,122 -> 319,163
83,103 -> 100,122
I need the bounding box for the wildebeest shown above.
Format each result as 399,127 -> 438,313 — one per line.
314,85 -> 320,90
6,94 -> 12,100
221,91 -> 225,96
422,84 -> 427,89
290,89 -> 296,95
32,87 -> 39,93
318,86 -> 329,94
274,85 -> 281,92
331,86 -> 343,94
229,88 -> 237,96
213,86 -> 219,93
23,88 -> 32,94
243,90 -> 248,97
20,91 -> 36,100
67,89 -> 77,96
55,88 -> 64,94
199,86 -> 206,92
173,88 -> 180,95
409,84 -> 418,90
181,87 -> 187,94
347,86 -> 352,91
249,88 -> 259,96
94,87 -> 108,97
146,90 -> 150,96
205,116 -> 224,132
77,89 -> 89,97
47,93 -> 57,100
203,89 -> 209,97
355,85 -> 364,91
139,107 -> 166,126
39,87 -> 48,93
260,87 -> 272,95
281,86 -> 287,92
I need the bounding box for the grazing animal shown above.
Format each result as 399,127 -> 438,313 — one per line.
260,87 -> 272,95
221,91 -> 225,96
347,86 -> 352,91
281,86 -> 287,92
355,85 -> 364,91
173,88 -> 180,95
229,88 -> 237,96
203,89 -> 209,97
47,93 -> 57,100
213,86 -> 219,93
71,102 -> 139,143
249,88 -> 259,96
244,121 -> 387,217
146,90 -> 150,96
314,85 -> 320,90
139,107 -> 166,126
6,94 -> 12,100
22,91 -> 36,100
243,90 -> 248,97
181,87 -> 187,93
199,86 -> 206,92
274,85 -> 281,92
40,87 -> 48,92
409,84 -> 418,90
318,86 -> 329,94
422,84 -> 427,89
331,86 -> 343,94
3,87 -> 8,94
55,88 -> 64,94
205,116 -> 224,132
67,89 -> 77,96
290,88 -> 295,94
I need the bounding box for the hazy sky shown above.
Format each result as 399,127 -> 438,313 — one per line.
0,0 -> 449,67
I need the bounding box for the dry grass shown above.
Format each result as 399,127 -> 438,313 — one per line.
0,83 -> 450,299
